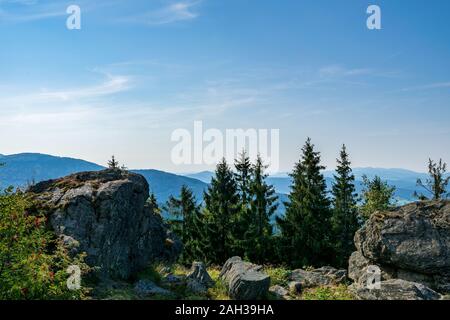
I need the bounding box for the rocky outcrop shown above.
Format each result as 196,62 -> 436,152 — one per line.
219,257 -> 270,300
28,169 -> 181,279
289,266 -> 347,288
349,200 -> 450,299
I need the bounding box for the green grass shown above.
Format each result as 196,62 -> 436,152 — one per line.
301,285 -> 355,300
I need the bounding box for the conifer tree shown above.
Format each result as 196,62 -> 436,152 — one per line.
276,138 -> 332,268
233,150 -> 253,255
415,158 -> 449,200
331,145 -> 359,268
235,150 -> 253,206
148,193 -> 161,215
244,155 -> 278,264
108,155 -> 119,169
203,158 -> 239,264
165,185 -> 205,264
360,175 -> 396,219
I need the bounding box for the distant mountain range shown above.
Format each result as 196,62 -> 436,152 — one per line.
185,168 -> 442,204
1,153 -> 446,212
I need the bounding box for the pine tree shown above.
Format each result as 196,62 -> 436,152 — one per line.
276,138 -> 332,268
148,193 -> 161,216
203,158 -> 239,264
244,155 -> 278,264
235,150 -> 253,206
330,145 -> 359,268
415,158 -> 449,200
108,155 -> 119,169
233,150 -> 253,256
165,185 -> 205,264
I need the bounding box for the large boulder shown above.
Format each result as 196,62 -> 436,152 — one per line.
355,201 -> 450,275
219,257 -> 270,300
350,200 -> 450,297
28,169 -> 181,279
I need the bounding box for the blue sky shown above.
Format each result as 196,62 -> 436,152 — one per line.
0,0 -> 449,173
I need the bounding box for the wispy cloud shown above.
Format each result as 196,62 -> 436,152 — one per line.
38,73 -> 131,102
119,1 -> 202,26
401,82 -> 450,92
0,0 -> 117,23
0,73 -> 132,108
318,65 -> 373,78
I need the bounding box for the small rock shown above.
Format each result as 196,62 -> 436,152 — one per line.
288,281 -> 302,295
163,273 -> 185,286
186,262 -> 215,294
187,262 -> 214,287
220,257 -> 270,300
134,280 -> 175,298
269,285 -> 290,300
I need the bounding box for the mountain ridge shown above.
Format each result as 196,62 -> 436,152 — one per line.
1,153 -> 446,205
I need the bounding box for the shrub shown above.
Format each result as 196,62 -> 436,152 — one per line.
0,188 -> 90,300
265,266 -> 290,287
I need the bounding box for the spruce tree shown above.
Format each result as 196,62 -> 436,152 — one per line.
235,150 -> 253,206
148,193 -> 161,215
244,155 -> 278,264
233,150 -> 253,255
276,138 -> 332,268
203,158 -> 239,264
165,185 -> 205,264
331,145 -> 359,268
108,155 -> 119,169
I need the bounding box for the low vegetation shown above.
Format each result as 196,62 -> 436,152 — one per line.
0,187 -> 90,300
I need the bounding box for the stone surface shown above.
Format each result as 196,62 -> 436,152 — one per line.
220,257 -> 270,300
289,266 -> 347,288
163,274 -> 186,286
269,285 -> 290,300
186,262 -> 215,294
350,279 -> 441,300
350,200 -> 450,296
348,251 -> 396,285
355,200 -> 450,275
28,169 -> 181,279
288,281 -> 303,295
134,280 -> 175,298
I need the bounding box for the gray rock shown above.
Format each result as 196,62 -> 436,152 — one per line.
163,274 -> 186,286
351,200 -> 450,295
348,251 -> 396,285
220,257 -> 270,300
28,169 -> 182,279
186,262 -> 214,294
355,200 -> 450,275
350,279 -> 442,300
134,280 -> 175,298
187,262 -> 214,287
269,285 -> 290,300
290,266 -> 347,288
